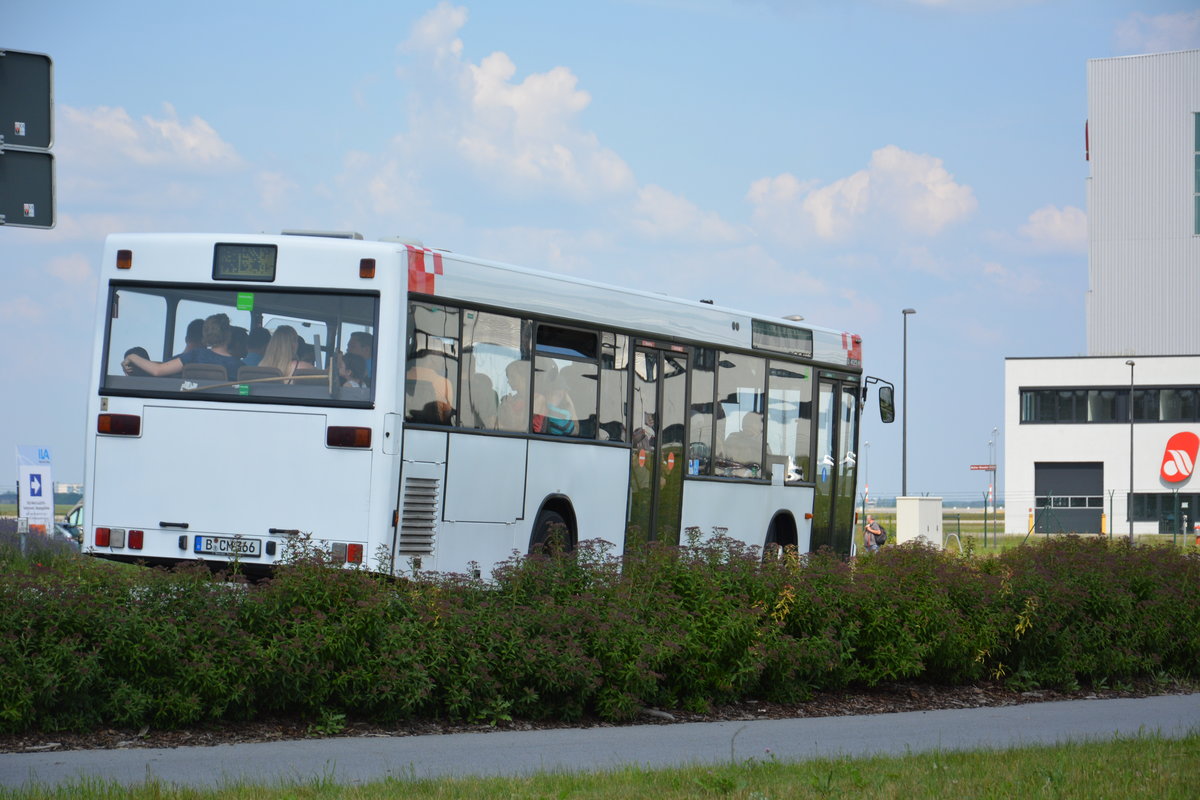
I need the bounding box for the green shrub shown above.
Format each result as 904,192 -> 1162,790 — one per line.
0,533 -> 1196,734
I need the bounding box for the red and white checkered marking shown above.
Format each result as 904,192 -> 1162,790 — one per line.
406,245 -> 444,294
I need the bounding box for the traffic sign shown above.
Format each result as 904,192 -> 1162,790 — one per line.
0,49 -> 55,229
0,147 -> 54,227
0,49 -> 53,149
970,464 -> 996,471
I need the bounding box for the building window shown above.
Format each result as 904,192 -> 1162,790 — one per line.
1019,385 -> 1200,424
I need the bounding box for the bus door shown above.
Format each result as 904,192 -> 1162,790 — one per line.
626,346 -> 688,546
810,376 -> 861,554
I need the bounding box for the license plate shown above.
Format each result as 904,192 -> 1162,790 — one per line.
194,535 -> 262,557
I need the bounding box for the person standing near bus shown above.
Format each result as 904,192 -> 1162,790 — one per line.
863,515 -> 883,553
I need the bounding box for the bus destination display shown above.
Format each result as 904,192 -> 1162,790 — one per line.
213,243 -> 277,282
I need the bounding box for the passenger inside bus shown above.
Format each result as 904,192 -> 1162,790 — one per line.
229,326 -> 249,360
498,360 -> 531,431
243,326 -> 271,366
122,347 -> 152,377
720,411 -> 766,478
347,332 -> 374,381
406,357 -> 455,424
464,372 -> 499,428
122,313 -> 242,380
532,362 -> 578,436
258,325 -> 314,383
342,353 -> 370,388
171,318 -> 205,360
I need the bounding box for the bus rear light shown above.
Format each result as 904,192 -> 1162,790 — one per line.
359,258 -> 376,279
116,249 -> 133,269
327,426 -> 371,448
346,543 -> 363,564
98,413 -> 141,436
332,542 -> 347,562
97,527 -> 125,548
128,530 -> 144,550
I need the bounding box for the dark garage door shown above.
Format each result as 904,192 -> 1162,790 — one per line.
1034,462 -> 1103,534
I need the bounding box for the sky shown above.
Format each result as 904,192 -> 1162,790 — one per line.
4,0 -> 1199,503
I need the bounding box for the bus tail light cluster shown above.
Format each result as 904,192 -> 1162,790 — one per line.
98,413 -> 141,436
94,527 -> 144,549
327,426 -> 371,448
331,542 -> 364,564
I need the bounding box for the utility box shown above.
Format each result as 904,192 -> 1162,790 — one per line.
896,497 -> 943,547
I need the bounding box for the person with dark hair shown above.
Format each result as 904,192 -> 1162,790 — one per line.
342,352 -> 370,388
122,313 -> 242,378
123,347 -> 152,377
171,318 -> 205,360
243,327 -> 271,366
347,331 -> 374,380
228,326 -> 249,360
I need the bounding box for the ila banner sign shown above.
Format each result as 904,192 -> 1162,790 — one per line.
16,446 -> 53,535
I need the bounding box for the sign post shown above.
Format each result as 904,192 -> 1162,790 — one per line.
970,465 -> 996,547
16,446 -> 53,536
0,49 -> 55,229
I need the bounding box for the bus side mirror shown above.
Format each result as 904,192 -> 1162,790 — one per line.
879,385 -> 895,424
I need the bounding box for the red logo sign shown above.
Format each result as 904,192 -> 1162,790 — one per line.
1160,432 -> 1199,483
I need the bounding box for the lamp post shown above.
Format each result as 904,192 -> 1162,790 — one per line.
992,425 -> 998,541
1126,360 -> 1135,543
901,308 -> 916,497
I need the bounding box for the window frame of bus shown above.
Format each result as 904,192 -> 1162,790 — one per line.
212,243 -> 278,283
99,280 -> 379,409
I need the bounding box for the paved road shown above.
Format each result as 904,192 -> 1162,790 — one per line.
4,694 -> 1199,790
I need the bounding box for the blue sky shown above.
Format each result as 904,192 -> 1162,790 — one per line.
4,0 -> 1199,502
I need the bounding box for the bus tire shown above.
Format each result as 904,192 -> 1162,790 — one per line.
764,512 -> 798,560
530,507 -> 573,555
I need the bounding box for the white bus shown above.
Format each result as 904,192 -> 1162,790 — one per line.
82,231 -> 893,575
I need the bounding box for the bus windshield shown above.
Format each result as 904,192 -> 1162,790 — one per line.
101,282 -> 378,406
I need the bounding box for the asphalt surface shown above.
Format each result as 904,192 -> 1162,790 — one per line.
3,693 -> 1199,790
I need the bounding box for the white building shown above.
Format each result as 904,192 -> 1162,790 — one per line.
1004,49 -> 1200,537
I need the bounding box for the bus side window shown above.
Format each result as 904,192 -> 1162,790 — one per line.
599,332 -> 629,442
712,351 -> 766,479
405,303 -> 460,425
461,311 -> 529,431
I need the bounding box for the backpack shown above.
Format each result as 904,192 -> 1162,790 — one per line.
874,525 -> 887,546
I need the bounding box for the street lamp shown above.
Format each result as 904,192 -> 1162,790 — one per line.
1126,359 -> 1135,543
901,308 -> 916,497
992,425 -> 998,540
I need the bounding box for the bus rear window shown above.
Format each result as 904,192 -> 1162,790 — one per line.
101,282 -> 378,406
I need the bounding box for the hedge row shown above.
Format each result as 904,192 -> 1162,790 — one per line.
0,534 -> 1197,733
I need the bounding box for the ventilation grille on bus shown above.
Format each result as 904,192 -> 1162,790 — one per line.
398,476 -> 440,556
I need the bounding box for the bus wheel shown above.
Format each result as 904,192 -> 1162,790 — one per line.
531,509 -> 572,555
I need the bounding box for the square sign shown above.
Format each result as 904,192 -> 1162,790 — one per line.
0,147 -> 54,227
0,49 -> 53,150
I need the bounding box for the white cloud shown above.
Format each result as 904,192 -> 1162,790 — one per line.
632,185 -> 743,243
1019,205 -> 1087,252
748,145 -> 976,243
0,296 -> 46,323
256,172 -> 301,213
1115,11 -> 1200,54
61,103 -> 241,172
47,253 -> 95,286
982,261 -> 1043,295
393,3 -> 634,200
